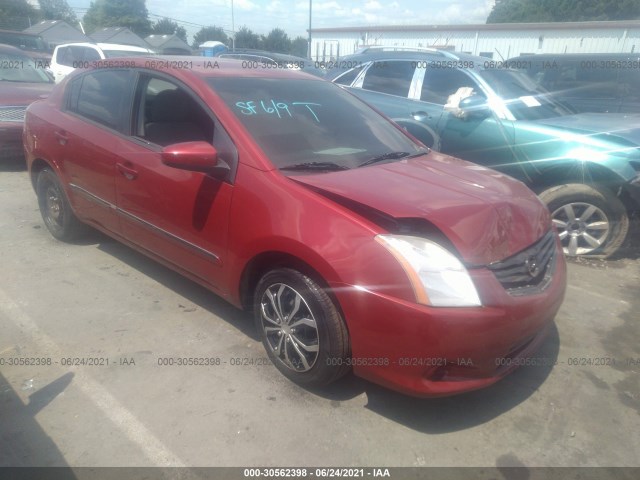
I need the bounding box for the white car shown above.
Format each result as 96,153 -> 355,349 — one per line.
49,42 -> 154,82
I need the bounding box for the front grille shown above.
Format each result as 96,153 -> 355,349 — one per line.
0,106 -> 27,123
488,231 -> 556,295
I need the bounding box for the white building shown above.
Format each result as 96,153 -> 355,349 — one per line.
309,20 -> 640,61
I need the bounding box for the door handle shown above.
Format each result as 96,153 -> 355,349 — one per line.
411,111 -> 431,121
54,130 -> 68,145
116,163 -> 138,180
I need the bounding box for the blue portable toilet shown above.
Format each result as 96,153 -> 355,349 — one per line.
199,41 -> 228,57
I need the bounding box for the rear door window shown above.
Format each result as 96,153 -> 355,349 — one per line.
67,70 -> 134,131
421,68 -> 483,105
72,46 -> 101,62
56,46 -> 73,66
360,61 -> 416,97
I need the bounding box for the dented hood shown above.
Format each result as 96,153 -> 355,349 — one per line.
290,152 -> 551,265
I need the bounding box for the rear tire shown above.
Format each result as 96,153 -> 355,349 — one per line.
539,184 -> 629,258
254,268 -> 350,387
36,168 -> 84,241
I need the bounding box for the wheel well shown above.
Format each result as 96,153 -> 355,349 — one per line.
239,252 -> 341,315
532,161 -> 620,194
532,161 -> 625,199
29,158 -> 51,190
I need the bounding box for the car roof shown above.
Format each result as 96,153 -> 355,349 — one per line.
54,42 -> 152,52
512,52 -> 640,61
339,48 -> 484,66
221,49 -> 313,63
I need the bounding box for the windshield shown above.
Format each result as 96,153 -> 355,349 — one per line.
0,52 -> 53,83
103,50 -> 151,58
207,77 -> 425,171
479,69 -> 574,121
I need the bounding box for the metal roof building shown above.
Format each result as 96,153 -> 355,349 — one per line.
23,20 -> 89,48
90,27 -> 149,48
145,34 -> 192,55
310,20 -> 640,61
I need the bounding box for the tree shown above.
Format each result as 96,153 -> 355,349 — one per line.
0,0 -> 41,30
38,0 -> 77,25
487,0 -> 640,23
192,26 -> 228,49
290,36 -> 308,57
234,25 -> 261,49
262,28 -> 290,54
151,17 -> 187,42
83,0 -> 151,36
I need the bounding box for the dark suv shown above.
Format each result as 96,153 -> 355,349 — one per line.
508,53 -> 640,114
330,47 -> 640,258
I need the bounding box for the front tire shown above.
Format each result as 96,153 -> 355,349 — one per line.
36,168 -> 84,241
539,184 -> 629,258
254,268 -> 350,387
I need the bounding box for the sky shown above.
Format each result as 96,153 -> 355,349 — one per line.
67,0 -> 496,41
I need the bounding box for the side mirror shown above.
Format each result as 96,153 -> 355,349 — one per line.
161,141 -> 229,179
458,95 -> 490,120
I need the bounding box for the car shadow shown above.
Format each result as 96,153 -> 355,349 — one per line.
92,232 -> 559,432
0,157 -> 27,172
95,237 -> 259,342
0,371 -> 76,470
614,214 -> 640,260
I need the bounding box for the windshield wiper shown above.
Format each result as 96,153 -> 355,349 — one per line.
280,161 -> 349,172
357,150 -> 425,168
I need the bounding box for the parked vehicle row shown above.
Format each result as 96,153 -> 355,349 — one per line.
329,47 -> 640,258
22,57 -> 567,397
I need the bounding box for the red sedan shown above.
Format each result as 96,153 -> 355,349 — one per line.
23,58 -> 566,397
1,44 -> 54,162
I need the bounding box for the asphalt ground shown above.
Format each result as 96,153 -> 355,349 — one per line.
1,164 -> 639,469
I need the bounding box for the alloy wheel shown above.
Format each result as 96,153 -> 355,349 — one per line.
44,183 -> 64,231
259,283 -> 319,372
551,202 -> 610,256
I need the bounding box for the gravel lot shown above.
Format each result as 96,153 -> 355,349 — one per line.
1,164 -> 639,468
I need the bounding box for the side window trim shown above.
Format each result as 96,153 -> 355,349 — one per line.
352,62 -> 371,88
409,64 -> 425,100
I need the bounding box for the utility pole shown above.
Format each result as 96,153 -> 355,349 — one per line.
307,0 -> 312,59
231,0 -> 235,49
